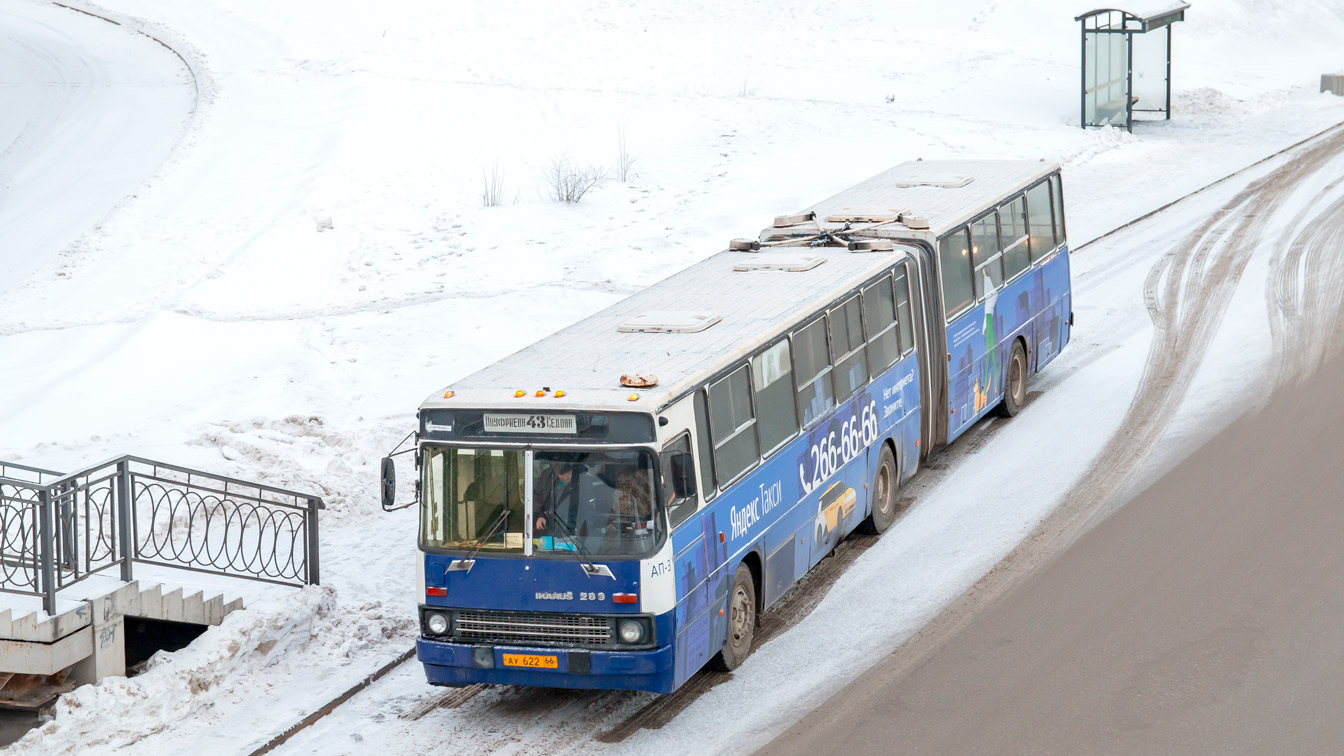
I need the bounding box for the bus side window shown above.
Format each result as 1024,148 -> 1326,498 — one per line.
692,390 -> 717,501
829,294 -> 868,402
792,317 -> 835,427
938,229 -> 974,320
894,263 -> 915,355
707,365 -> 759,486
751,340 -> 798,455
1050,172 -> 1067,244
661,433 -> 699,528
862,275 -> 899,375
1025,180 -> 1055,261
971,212 -> 1004,300
1001,195 -> 1030,280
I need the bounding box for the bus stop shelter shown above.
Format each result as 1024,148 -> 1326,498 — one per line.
1077,4 -> 1189,132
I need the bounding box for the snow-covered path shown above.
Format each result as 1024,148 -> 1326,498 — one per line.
0,0 -> 193,294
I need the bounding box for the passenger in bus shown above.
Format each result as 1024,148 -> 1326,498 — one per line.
608,470 -> 652,537
532,462 -> 577,535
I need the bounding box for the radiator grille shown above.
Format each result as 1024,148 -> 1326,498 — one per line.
453,610 -> 612,647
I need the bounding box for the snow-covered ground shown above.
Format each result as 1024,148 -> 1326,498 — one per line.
2,0 -> 1343,753
0,0 -> 193,294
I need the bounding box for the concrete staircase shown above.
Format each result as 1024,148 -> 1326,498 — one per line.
0,581 -> 244,696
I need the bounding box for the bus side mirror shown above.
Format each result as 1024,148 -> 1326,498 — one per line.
670,452 -> 696,499
380,456 -> 397,511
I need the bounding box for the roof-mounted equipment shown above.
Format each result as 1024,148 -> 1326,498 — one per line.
773,211 -> 816,228
732,254 -> 824,272
847,239 -> 895,252
617,311 -> 722,334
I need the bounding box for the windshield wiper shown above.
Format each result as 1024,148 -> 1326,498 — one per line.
452,508 -> 512,571
548,514 -> 613,579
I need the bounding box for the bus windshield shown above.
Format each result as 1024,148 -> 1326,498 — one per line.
420,446 -> 663,558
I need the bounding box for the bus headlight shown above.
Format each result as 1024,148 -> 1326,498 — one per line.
618,619 -> 643,644
425,612 -> 449,636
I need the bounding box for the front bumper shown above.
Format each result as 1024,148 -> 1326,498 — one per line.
416,637 -> 676,694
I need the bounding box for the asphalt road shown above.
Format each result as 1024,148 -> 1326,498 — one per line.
759,350 -> 1344,756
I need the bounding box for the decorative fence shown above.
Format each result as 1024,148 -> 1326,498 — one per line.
0,457 -> 323,614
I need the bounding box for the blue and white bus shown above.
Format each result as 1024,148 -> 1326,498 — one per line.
387,160 -> 1071,694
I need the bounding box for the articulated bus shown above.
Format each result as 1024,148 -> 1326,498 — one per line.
387,160 -> 1071,694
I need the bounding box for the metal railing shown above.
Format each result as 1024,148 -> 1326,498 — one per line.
0,456 -> 324,614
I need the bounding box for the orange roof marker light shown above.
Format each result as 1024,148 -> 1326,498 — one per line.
442,390 -> 454,399
514,389 -> 526,398
554,390 -> 566,398
627,394 -> 639,402
536,389 -> 546,397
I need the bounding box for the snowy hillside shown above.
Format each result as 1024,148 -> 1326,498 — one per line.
2,0 -> 1342,753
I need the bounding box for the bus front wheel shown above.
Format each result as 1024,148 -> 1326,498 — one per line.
860,444 -> 898,534
996,340 -> 1028,418
710,564 -> 757,672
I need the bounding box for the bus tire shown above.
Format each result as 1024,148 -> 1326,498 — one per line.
996,339 -> 1028,418
709,564 -> 757,672
860,444 -> 898,534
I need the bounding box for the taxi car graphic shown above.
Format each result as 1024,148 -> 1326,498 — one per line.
814,481 -> 857,547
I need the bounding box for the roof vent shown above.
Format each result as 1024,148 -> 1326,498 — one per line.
892,163 -> 974,189
618,311 -> 722,334
733,254 -> 824,272
773,211 -> 816,228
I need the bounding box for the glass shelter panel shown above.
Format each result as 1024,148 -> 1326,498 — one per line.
1083,21 -> 1130,127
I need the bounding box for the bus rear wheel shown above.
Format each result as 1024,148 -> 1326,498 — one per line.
860,444 -> 898,534
996,340 -> 1028,418
709,564 -> 756,672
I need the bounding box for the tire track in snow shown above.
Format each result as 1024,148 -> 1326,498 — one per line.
852,124 -> 1344,696
1266,181 -> 1344,387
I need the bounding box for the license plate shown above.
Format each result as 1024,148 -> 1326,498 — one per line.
502,653 -> 558,669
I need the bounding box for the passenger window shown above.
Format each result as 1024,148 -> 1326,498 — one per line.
707,366 -> 759,486
1001,196 -> 1030,280
751,340 -> 798,454
792,318 -> 836,428
830,294 -> 868,402
661,434 -> 699,528
862,276 -> 899,375
1025,180 -> 1056,261
894,264 -> 915,354
971,213 -> 1004,300
1050,173 -> 1066,245
938,229 -> 974,320
692,390 -> 716,501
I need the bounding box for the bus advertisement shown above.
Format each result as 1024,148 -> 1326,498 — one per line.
382,160 -> 1071,694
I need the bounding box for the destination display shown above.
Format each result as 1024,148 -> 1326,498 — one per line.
482,413 -> 577,435
420,409 -> 656,443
